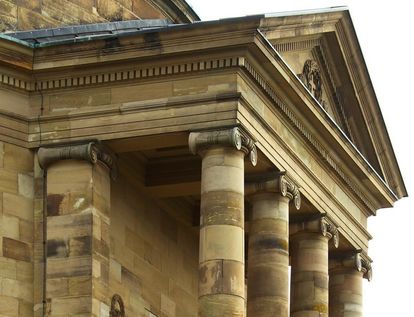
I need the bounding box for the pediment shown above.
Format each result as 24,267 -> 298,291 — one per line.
269,32 -> 378,168
259,9 -> 407,199
272,35 -> 355,147
278,40 -> 348,128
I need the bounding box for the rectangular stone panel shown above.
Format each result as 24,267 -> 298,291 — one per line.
47,255 -> 92,279
3,192 -> 33,221
47,213 -> 92,240
0,295 -> 19,316
3,237 -> 31,262
50,295 -> 92,315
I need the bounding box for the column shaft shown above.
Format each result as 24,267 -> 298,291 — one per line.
329,268 -> 363,317
290,232 -> 330,317
40,142 -> 113,316
198,147 -> 245,317
247,193 -> 289,317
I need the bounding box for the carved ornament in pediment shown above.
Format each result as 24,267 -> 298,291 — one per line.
298,59 -> 327,110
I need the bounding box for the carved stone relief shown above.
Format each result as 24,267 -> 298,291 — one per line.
298,59 -> 327,110
110,294 -> 125,317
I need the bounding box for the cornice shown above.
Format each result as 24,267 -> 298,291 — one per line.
273,37 -> 321,53
0,38 -> 33,70
0,56 -> 243,92
335,18 -> 407,199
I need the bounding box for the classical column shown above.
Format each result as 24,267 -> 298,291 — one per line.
329,253 -> 372,317
245,173 -> 300,317
38,142 -> 116,316
290,216 -> 339,317
189,127 -> 257,317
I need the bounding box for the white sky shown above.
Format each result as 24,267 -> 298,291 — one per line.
187,0 -> 413,316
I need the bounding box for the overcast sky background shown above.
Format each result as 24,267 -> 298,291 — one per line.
187,0 -> 413,315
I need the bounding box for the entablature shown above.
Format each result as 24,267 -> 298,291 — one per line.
0,11 -> 402,214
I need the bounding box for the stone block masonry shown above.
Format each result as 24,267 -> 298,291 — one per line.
0,142 -> 34,317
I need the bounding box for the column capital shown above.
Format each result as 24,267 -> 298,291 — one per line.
38,141 -> 117,179
245,172 -> 301,209
291,215 -> 339,248
331,251 -> 373,281
188,127 -> 257,166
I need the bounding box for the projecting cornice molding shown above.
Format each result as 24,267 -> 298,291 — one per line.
0,56 -> 244,92
245,172 -> 301,210
189,127 -> 257,166
37,141 -> 117,179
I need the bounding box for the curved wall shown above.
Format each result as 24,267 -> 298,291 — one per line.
0,0 -> 199,32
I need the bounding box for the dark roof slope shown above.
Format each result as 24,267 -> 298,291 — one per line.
4,19 -> 172,46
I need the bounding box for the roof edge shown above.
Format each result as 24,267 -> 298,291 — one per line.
150,0 -> 200,23
338,10 -> 407,199
264,6 -> 348,18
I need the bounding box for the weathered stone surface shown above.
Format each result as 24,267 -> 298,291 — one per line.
0,257 -> 17,279
0,295 -> 19,316
47,256 -> 92,279
18,173 -> 34,199
200,191 -> 244,228
0,142 -> 34,316
1,278 -> 33,302
194,141 -> 247,316
0,0 -> 175,32
0,169 -> 18,194
329,267 -> 364,317
247,190 -> 290,317
0,6 -> 405,317
3,192 -> 33,221
290,231 -> 332,316
42,156 -> 112,316
3,237 -> 31,262
1,214 -> 19,240
50,295 -> 92,314
3,143 -> 33,172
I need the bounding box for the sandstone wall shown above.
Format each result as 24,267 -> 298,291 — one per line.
0,0 -> 166,32
109,159 -> 199,316
0,142 -> 34,316
44,159 -> 111,316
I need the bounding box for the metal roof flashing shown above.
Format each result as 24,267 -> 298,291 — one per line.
264,6 -> 349,18
1,19 -> 172,48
